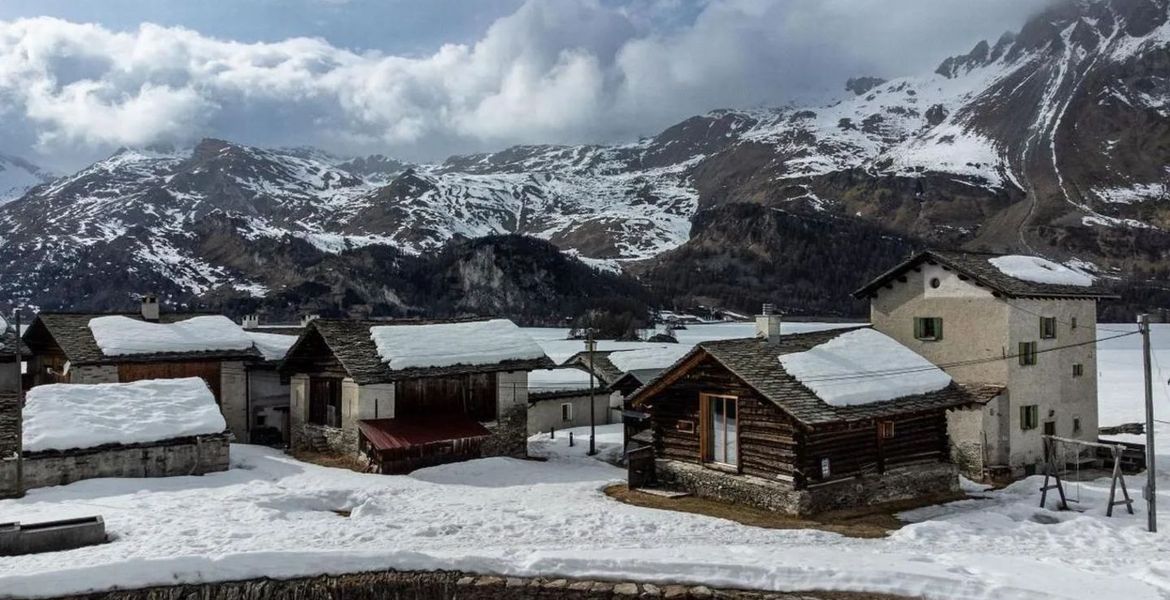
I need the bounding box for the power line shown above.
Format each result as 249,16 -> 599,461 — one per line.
794,330 -> 1140,384
1000,297 -> 1132,334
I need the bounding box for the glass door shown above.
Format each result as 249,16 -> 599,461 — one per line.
705,394 -> 738,467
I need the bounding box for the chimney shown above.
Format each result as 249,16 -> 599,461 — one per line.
140,294 -> 160,322
241,315 -> 260,329
755,303 -> 782,343
300,314 -> 320,327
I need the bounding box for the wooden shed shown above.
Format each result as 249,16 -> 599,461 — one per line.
627,327 -> 999,515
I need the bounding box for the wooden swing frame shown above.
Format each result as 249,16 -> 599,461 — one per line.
1039,435 -> 1134,516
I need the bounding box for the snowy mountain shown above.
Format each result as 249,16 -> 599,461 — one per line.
0,0 -> 1167,316
0,154 -> 51,206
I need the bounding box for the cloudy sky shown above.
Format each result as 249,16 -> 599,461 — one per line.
0,0 -> 1053,170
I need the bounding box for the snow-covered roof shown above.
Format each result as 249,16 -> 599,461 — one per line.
23,377 -> 227,452
987,255 -> 1094,287
778,329 -> 952,406
245,331 -> 298,361
88,315 -> 256,357
528,368 -> 597,394
608,345 -> 692,373
370,319 -> 547,371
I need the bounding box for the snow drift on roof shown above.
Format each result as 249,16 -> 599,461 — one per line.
528,368 -> 596,392
608,345 -> 692,373
778,329 -> 952,406
88,315 -> 255,356
23,377 -> 227,452
987,255 -> 1094,287
245,331 -> 298,361
370,319 -> 546,371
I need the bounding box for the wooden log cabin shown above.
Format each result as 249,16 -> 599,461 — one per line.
627,319 -> 1000,516
279,318 -> 553,473
20,304 -> 262,442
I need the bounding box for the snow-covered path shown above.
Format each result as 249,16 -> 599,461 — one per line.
1,324 -> 1169,599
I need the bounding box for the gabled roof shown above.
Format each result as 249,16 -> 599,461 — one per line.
24,313 -> 262,365
560,350 -> 625,385
0,321 -> 29,360
853,249 -> 1118,300
629,327 -> 1000,426
282,318 -> 554,385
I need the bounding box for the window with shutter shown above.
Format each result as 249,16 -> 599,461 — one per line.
914,317 -> 943,341
1039,317 -> 1057,339
1018,341 -> 1038,366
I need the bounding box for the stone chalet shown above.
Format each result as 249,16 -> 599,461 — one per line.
279,318 -> 553,473
855,250 -> 1117,479
21,304 -> 262,441
627,318 -> 999,516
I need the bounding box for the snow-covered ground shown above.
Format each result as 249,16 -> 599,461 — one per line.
1,324 -> 1169,600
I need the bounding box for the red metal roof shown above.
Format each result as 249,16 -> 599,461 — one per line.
357,417 -> 492,452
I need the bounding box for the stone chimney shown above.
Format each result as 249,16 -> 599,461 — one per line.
300,314 -> 320,327
755,303 -> 782,343
140,294 -> 160,322
241,315 -> 260,330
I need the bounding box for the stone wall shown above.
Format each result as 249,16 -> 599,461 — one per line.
48,569 -> 899,600
946,406 -> 987,480
220,361 -> 248,441
15,434 -> 230,491
656,459 -> 959,516
0,392 -> 22,498
293,422 -> 360,456
481,403 -> 528,459
72,365 -> 119,384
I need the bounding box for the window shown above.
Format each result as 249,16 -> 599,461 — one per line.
1073,417 -> 1082,434
677,420 -> 695,433
308,377 -> 343,427
878,420 -> 895,439
1040,317 -> 1057,339
560,402 -> 573,422
1073,363 -> 1084,377
1043,421 -> 1056,436
1020,405 -> 1039,430
914,317 -> 943,341
1070,317 -> 1078,330
1018,341 -> 1038,366
255,414 -> 267,427
929,277 -> 941,289
702,394 -> 738,467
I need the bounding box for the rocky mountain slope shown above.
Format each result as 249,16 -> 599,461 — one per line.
0,154 -> 51,206
0,0 -> 1168,318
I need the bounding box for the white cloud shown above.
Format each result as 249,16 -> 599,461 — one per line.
0,0 -> 1051,167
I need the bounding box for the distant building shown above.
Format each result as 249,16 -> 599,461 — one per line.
280,318 -> 553,474
526,367 -> 609,435
855,250 -> 1117,479
0,317 -> 27,498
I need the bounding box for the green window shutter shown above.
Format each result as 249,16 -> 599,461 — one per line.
1018,342 -> 1026,366
934,318 -> 943,341
913,318 -> 923,338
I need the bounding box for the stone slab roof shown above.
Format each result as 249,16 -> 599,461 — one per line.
853,249 -> 1118,299
631,327 -> 1000,427
27,313 -> 262,366
0,325 -> 29,360
290,319 -> 554,385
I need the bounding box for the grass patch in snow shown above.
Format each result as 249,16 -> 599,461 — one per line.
605,484 -> 969,539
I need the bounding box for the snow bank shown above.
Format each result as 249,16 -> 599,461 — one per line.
528,368 -> 596,392
245,331 -> 298,361
987,255 -> 1094,287
23,378 -> 226,452
778,329 -> 952,406
608,345 -> 692,372
371,319 -> 546,370
89,315 -> 255,356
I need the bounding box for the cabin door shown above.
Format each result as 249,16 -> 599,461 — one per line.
701,393 -> 738,467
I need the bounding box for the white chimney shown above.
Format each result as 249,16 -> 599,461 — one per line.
140,294 -> 160,322
755,303 -> 781,342
241,315 -> 260,329
300,314 -> 320,327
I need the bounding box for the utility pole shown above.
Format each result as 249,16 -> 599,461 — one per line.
586,330 -> 597,456
1140,313 -> 1157,533
13,309 -> 23,497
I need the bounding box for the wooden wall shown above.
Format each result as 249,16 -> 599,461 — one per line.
647,357 -> 805,485
802,410 -> 948,483
118,361 -> 223,404
396,373 -> 497,421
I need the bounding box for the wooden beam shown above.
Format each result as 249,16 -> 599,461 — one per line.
628,350 -> 709,408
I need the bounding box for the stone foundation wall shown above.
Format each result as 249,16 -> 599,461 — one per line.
481,403 -> 528,459
292,422 -> 360,456
0,392 -> 23,498
656,459 -> 959,516
18,434 -> 230,491
48,569 -> 899,600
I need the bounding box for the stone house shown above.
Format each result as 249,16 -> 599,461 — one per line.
854,250 -> 1117,479
526,367 -> 609,435
280,318 -> 553,473
21,302 -> 262,441
239,321 -> 304,447
628,317 -> 996,516
0,318 -> 28,498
